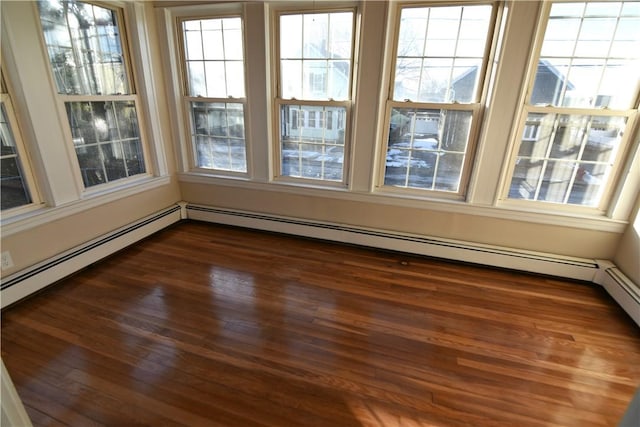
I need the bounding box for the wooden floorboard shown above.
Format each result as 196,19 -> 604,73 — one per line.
2,220 -> 639,426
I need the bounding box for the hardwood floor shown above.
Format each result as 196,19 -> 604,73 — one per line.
2,220 -> 639,427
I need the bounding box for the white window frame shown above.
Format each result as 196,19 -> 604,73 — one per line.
161,3 -> 251,179
0,1 -> 170,233
375,1 -> 502,200
270,3 -> 358,187
176,11 -> 249,176
35,0 -> 154,193
0,74 -> 42,216
498,0 -> 640,216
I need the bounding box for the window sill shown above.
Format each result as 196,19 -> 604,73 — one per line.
1,176 -> 172,237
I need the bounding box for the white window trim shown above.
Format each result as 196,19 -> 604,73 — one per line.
0,1 -> 171,230
495,0 -> 640,219
160,3 -> 250,178
170,0 -> 635,232
36,1 -> 157,192
177,10 -> 250,176
375,100 -> 485,201
374,0 -> 503,200
269,2 -> 359,188
126,2 -> 170,179
0,91 -> 42,217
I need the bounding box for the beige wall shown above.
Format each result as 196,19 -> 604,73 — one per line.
1,0 -> 638,287
614,194 -> 640,284
0,1 -> 181,277
1,182 -> 180,277
181,182 -> 622,260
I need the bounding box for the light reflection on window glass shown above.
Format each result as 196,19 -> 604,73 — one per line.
509,113 -> 624,206
38,0 -> 129,95
280,12 -> 353,101
183,17 -> 245,98
385,108 -> 472,192
191,102 -> 247,172
393,5 -> 492,103
534,2 -> 640,109
66,101 -> 146,187
280,105 -> 346,181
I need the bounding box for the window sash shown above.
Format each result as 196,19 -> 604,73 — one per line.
390,3 -> 496,104
0,92 -> 40,213
503,0 -> 640,211
37,0 -> 150,190
274,7 -> 356,184
180,16 -> 245,99
185,97 -> 248,172
63,99 -> 149,188
37,0 -> 135,96
275,99 -> 351,184
379,100 -> 481,195
276,8 -> 356,102
379,2 -> 498,196
178,15 -> 248,173
504,104 -> 635,210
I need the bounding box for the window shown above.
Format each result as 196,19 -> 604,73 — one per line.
505,1 -> 640,208
381,3 -> 498,194
276,9 -> 355,183
37,0 -> 148,188
180,16 -> 247,172
1,74 -> 37,212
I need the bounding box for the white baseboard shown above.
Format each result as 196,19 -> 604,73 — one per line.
185,204 -> 599,281
595,261 -> 640,327
186,204 -> 640,327
0,205 -> 182,309
3,203 -> 637,328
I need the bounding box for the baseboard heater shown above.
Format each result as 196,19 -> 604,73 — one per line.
186,204 -> 599,281
0,204 -> 182,309
186,204 -> 640,327
596,262 -> 640,326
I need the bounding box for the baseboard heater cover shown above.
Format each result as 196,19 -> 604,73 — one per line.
0,204 -> 182,309
596,262 -> 640,327
185,204 -> 599,282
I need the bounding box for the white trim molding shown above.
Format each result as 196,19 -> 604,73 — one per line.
2,202 -> 637,327
0,205 -> 181,309
186,204 -> 639,326
595,260 -> 640,327
185,204 -> 599,281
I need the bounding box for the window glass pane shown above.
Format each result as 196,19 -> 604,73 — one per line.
280,12 -> 353,100
183,17 -> 245,98
280,105 -> 346,181
384,108 -> 472,191
38,0 -> 129,95
509,113 -> 623,206
394,5 -> 492,103
1,104 -> 31,210
66,101 -> 146,187
191,101 -> 246,172
533,2 -> 640,109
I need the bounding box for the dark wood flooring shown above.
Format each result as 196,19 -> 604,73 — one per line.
2,220 -> 639,426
